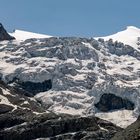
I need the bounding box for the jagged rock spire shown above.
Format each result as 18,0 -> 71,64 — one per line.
0,23 -> 15,41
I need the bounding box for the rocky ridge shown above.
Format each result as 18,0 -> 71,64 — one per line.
0,80 -> 122,140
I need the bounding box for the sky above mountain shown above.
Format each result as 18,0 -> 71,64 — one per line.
0,0 -> 140,37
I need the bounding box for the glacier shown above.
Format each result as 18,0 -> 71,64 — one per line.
0,26 -> 140,128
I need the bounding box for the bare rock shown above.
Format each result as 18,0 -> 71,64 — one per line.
0,23 -> 15,41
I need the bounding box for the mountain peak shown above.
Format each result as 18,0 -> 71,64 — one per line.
126,26 -> 140,31
0,23 -> 3,27
0,23 -> 15,41
97,25 -> 140,51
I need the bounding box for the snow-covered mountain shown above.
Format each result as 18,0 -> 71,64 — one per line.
0,24 -> 140,129
9,29 -> 52,41
96,26 -> 140,51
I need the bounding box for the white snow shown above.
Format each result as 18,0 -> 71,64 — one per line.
98,125 -> 109,132
95,109 -> 137,128
33,111 -> 49,115
96,26 -> 140,51
1,88 -> 11,95
21,101 -> 29,105
9,29 -> 52,41
0,60 -> 18,75
0,94 -> 17,109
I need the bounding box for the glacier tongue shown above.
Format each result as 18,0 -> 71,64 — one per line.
0,27 -> 140,128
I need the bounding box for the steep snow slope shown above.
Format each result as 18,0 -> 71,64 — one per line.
96,26 -> 140,51
9,29 -> 52,41
0,26 -> 140,128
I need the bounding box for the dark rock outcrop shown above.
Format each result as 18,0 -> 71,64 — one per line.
15,79 -> 52,95
0,80 -> 46,112
0,104 -> 14,114
95,93 -> 135,112
106,39 -> 140,60
0,113 -> 25,129
0,115 -> 122,140
0,23 -> 15,41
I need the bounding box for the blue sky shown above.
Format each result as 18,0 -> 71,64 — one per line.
0,0 -> 140,37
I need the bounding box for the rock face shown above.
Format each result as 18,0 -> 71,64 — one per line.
14,79 -> 52,95
0,23 -> 15,41
95,93 -> 135,112
0,114 -> 122,140
111,116 -> 140,140
0,104 -> 14,114
0,80 -> 46,116
0,80 -> 123,140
